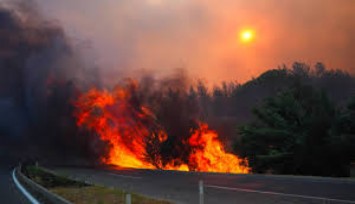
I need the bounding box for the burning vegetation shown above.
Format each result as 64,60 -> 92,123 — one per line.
0,1 -> 249,173
4,1 -> 353,177
74,79 -> 250,173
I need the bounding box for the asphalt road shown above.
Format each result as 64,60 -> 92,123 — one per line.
0,154 -> 31,204
52,166 -> 355,204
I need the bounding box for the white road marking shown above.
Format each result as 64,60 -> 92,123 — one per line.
206,184 -> 355,204
107,172 -> 142,179
12,168 -> 40,204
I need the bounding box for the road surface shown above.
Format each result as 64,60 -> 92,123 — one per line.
52,166 -> 355,204
0,154 -> 31,204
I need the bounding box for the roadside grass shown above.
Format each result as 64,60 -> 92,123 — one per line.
23,166 -> 172,204
51,186 -> 170,204
23,166 -> 87,188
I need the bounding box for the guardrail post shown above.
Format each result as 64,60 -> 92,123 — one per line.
199,180 -> 204,204
125,193 -> 131,204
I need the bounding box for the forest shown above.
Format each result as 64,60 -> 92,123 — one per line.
191,62 -> 355,177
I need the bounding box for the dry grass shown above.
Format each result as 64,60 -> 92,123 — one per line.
51,186 -> 172,204
24,166 -> 172,204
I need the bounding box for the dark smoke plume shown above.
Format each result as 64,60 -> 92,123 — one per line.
0,1 -> 99,163
0,0 -> 204,166
0,0 -> 248,168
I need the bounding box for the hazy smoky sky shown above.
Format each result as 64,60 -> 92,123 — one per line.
32,0 -> 355,85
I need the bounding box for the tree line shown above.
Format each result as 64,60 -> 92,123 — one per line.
189,62 -> 355,177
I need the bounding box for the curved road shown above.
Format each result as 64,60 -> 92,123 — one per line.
53,166 -> 355,204
0,156 -> 30,204
1,152 -> 354,204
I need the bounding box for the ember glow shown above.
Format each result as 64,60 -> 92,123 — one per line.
74,82 -> 250,174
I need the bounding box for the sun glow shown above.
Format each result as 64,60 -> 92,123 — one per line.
240,29 -> 255,43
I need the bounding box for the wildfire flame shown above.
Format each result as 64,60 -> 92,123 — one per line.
75,83 -> 249,174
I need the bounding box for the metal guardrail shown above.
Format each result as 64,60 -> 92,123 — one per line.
14,166 -> 72,204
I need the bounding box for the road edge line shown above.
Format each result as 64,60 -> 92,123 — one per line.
206,185 -> 355,204
12,168 -> 40,204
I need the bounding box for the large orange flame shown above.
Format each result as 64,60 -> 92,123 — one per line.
187,123 -> 249,173
75,84 -> 249,174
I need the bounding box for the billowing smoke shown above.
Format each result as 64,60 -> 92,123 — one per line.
0,1 -> 98,162
0,1 -> 231,168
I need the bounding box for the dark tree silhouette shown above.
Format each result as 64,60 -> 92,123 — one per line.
238,83 -> 354,176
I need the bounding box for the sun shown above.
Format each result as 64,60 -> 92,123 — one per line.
240,29 -> 255,43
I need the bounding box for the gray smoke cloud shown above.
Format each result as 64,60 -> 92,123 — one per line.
0,1 -> 99,162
